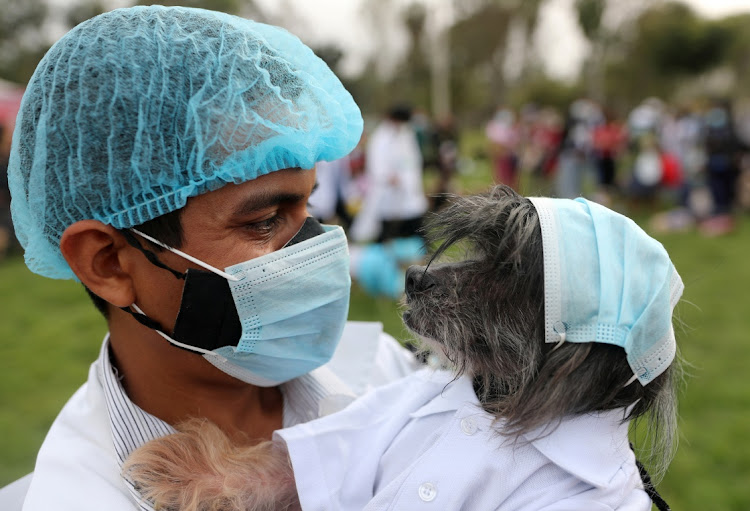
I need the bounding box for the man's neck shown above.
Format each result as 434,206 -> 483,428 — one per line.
107,311 -> 284,443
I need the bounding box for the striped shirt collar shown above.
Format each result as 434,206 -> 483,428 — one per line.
97,335 -> 356,510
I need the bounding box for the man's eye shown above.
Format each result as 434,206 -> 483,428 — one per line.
245,215 -> 283,234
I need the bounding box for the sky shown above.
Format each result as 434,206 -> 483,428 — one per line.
254,0 -> 750,81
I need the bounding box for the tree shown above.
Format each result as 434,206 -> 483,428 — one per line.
388,3 -> 432,112
0,0 -> 49,84
716,13 -> 750,92
449,2 -> 512,113
512,0 -> 546,81
575,0 -> 606,101
602,2 -> 735,105
65,1 -> 106,28
637,3 -> 730,76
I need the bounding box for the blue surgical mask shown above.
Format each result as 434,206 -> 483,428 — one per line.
528,197 -> 683,386
127,219 -> 351,386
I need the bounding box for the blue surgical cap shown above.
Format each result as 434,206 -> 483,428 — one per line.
9,5 -> 363,279
529,197 -> 683,386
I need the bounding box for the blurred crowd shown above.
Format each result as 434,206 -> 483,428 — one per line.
485,97 -> 750,236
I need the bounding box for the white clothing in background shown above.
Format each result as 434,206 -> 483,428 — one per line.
309,158 -> 348,221
277,369 -> 651,511
363,121 -> 427,221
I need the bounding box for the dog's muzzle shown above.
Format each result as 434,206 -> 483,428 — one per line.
405,265 -> 436,299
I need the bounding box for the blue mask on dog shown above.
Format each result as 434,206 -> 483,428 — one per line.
529,197 -> 683,386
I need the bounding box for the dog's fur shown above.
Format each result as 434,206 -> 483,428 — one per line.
123,185 -> 679,510
123,418 -> 300,511
404,186 -> 678,478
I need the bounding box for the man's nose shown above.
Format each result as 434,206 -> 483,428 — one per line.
405,265 -> 436,296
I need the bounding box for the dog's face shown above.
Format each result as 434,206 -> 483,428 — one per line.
403,260 -> 499,372
401,199 -> 545,382
400,186 -> 547,402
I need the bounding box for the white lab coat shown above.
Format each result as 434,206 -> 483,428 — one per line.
277,369 -> 653,511
20,322 -> 418,511
350,121 -> 427,241
308,159 -> 348,221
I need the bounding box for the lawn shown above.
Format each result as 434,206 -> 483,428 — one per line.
1,195 -> 748,510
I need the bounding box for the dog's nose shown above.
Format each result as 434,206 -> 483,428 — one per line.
405,265 -> 435,294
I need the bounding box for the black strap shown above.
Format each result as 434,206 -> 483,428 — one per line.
119,306 -> 198,354
120,229 -> 186,280
631,444 -> 671,511
119,306 -> 167,332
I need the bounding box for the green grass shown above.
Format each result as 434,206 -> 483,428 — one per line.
1,210 -> 749,509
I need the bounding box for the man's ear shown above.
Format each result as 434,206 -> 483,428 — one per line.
59,220 -> 137,308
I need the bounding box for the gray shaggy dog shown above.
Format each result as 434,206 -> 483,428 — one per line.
404,185 -> 678,484
124,185 -> 679,510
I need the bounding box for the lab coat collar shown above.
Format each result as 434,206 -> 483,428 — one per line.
525,408 -> 634,489
408,371 -> 484,419
406,370 -> 634,489
281,365 -> 357,424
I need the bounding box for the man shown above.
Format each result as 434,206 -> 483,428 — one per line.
350,104 -> 428,243
5,6 -> 417,510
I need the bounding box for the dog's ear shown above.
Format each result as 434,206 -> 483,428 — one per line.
424,186 -> 536,265
123,419 -> 300,511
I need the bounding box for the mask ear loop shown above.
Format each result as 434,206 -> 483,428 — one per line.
125,302 -> 228,362
120,230 -> 186,280
623,373 -> 639,388
551,332 -> 566,351
130,229 -> 240,282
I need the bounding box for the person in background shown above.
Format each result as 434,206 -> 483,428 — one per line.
700,99 -> 744,236
555,99 -> 601,199
430,115 -> 459,211
2,7 -> 417,510
307,156 -> 355,231
627,99 -> 665,208
591,108 -> 626,205
359,104 -> 428,243
486,106 -> 520,191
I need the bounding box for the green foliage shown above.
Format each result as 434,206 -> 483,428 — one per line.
0,0 -> 263,83
601,1 -> 739,105
652,219 -> 750,511
636,3 -> 732,76
714,13 -> 750,91
388,2 -> 432,112
65,2 -> 106,28
575,0 -> 605,41
507,75 -> 584,112
0,260 -> 105,485
450,4 -> 510,69
0,0 -> 48,84
444,4 -> 513,117
311,44 -> 344,74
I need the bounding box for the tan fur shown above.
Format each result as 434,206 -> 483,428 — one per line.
122,418 -> 300,511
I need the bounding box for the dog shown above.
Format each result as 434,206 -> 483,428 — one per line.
403,185 -> 678,477
124,185 -> 680,510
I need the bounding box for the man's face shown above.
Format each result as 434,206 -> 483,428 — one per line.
131,167 -> 317,331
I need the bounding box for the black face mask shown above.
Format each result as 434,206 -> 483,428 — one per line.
123,217 -> 326,353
